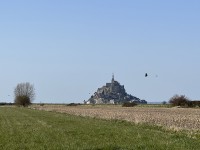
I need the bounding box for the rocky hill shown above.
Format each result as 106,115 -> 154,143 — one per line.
86,75 -> 147,104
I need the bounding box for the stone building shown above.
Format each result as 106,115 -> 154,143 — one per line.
86,74 -> 147,104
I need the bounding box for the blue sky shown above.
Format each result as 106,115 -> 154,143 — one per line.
0,0 -> 200,103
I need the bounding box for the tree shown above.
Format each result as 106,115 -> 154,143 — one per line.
14,82 -> 35,107
169,94 -> 190,107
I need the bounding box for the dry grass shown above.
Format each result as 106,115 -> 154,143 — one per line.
31,105 -> 200,131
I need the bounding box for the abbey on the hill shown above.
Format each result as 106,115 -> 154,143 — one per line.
86,74 -> 147,104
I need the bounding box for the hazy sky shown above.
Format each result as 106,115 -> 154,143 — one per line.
1,0 -> 200,103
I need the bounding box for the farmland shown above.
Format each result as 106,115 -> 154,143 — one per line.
0,106 -> 200,149
32,104 -> 200,131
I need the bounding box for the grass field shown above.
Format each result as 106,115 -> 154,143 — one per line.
0,106 -> 200,150
32,104 -> 200,131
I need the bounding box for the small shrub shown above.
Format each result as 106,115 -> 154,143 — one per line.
122,102 -> 137,107
66,103 -> 81,106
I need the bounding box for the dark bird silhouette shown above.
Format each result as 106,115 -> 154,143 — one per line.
145,73 -> 148,77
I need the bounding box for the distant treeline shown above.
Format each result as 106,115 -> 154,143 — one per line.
0,102 -> 14,106
188,101 -> 200,107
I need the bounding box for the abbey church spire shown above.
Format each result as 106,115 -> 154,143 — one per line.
111,73 -> 115,92
112,73 -> 115,83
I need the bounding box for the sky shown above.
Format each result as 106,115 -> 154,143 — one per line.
0,0 -> 200,103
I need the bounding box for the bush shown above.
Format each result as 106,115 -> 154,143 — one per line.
169,94 -> 190,107
15,95 -> 31,107
66,103 -> 81,106
122,102 -> 137,107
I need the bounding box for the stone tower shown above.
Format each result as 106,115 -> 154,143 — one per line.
111,73 -> 114,83
111,73 -> 115,92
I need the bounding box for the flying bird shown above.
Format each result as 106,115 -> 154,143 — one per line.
145,73 -> 148,77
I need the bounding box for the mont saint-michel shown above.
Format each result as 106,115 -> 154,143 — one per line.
86,75 -> 147,104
